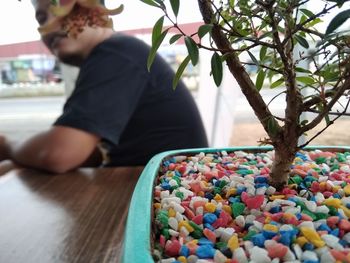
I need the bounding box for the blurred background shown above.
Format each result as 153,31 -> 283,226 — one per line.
0,0 -> 349,148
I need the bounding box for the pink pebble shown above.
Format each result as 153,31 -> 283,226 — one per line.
184,206 -> 195,220
330,249 -> 348,262
327,216 -> 340,228
270,212 -> 284,222
192,214 -> 203,225
159,235 -> 166,248
165,240 -> 181,257
339,219 -> 350,232
300,214 -> 313,221
189,182 -> 202,193
267,244 -> 288,259
219,210 -> 232,225
204,172 -> 216,181
212,218 -> 224,228
203,228 -> 217,243
323,191 -> 333,198
241,192 -> 264,209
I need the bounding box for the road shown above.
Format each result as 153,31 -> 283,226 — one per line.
0,90 -> 348,141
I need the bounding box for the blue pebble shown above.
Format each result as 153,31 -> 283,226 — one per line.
214,209 -> 222,217
279,232 -> 293,246
229,197 -> 240,203
340,239 -> 348,247
196,245 -> 215,258
236,186 -> 247,194
269,206 -> 281,214
179,245 -> 190,257
295,213 -> 302,220
304,176 -> 314,182
198,237 -> 214,247
346,203 -> 350,209
303,242 -> 315,251
303,261 -> 319,263
203,213 -> 217,224
255,176 -> 268,184
214,180 -> 221,187
296,152 -> 308,161
333,193 -> 341,199
172,261 -> 181,263
310,196 -> 316,202
205,192 -> 214,200
204,223 -> 215,231
161,182 -> 171,190
288,197 -> 299,203
262,230 -> 277,239
330,228 -> 340,237
317,224 -> 332,233
251,233 -> 266,247
255,183 -> 269,188
174,171 -> 181,177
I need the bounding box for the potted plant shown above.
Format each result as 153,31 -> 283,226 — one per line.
123,0 -> 350,262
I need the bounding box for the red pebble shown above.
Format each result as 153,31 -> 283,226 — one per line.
323,191 -> 334,198
241,192 -> 264,209
203,228 -> 217,243
168,163 -> 175,170
330,249 -> 348,262
177,165 -> 187,174
219,210 -> 232,225
165,240 -> 181,257
189,182 -> 202,193
267,243 -> 288,259
204,172 -> 216,181
159,235 -> 166,248
270,212 -> 284,222
229,260 -> 239,263
339,219 -> 350,232
192,214 -> 203,225
300,214 -> 313,221
212,218 -> 224,229
327,216 -> 340,228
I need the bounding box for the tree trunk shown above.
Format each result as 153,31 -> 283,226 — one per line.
269,144 -> 296,190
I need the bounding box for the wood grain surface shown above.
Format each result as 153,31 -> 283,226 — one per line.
0,166 -> 144,263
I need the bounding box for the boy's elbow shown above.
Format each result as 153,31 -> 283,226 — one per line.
40,151 -> 78,174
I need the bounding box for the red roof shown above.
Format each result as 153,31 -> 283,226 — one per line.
0,22 -> 203,59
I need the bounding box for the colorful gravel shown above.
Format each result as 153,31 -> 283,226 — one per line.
152,149 -> 350,263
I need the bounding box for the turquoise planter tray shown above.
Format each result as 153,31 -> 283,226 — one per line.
122,146 -> 350,263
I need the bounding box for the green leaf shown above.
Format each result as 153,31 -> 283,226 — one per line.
326,9 -> 350,35
296,76 -> 315,85
271,79 -> 284,88
198,24 -> 213,39
170,0 -> 180,17
147,29 -> 168,71
173,55 -> 191,90
295,67 -> 312,74
185,37 -> 199,66
295,35 -> 309,49
169,34 -> 182,44
259,46 -> 267,61
247,51 -> 259,66
300,9 -> 314,18
211,52 -> 223,87
256,70 -> 266,91
139,0 -> 161,8
152,16 -> 164,45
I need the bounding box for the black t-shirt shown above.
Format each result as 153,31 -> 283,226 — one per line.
54,33 -> 208,166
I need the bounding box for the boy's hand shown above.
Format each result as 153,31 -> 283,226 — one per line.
0,135 -> 10,161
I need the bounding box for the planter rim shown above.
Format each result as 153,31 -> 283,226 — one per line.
122,145 -> 350,263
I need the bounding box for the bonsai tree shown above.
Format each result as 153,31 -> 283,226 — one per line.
141,0 -> 350,189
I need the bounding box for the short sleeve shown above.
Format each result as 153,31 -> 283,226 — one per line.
54,46 -> 148,145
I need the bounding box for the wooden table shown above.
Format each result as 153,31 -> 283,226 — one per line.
0,166 -> 144,263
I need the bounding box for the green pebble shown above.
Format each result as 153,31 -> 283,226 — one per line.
219,180 -> 228,188
315,157 -> 327,164
214,186 -> 222,195
173,176 -> 181,185
191,229 -> 203,239
327,205 -> 338,216
189,221 -> 202,233
337,153 -> 346,162
243,230 -> 257,241
175,191 -> 184,200
236,169 -> 254,175
331,164 -> 340,171
161,228 -> 170,239
231,202 -> 246,218
215,242 -> 227,250
315,213 -> 328,220
156,210 -> 169,228
296,200 -> 306,210
290,175 -> 303,185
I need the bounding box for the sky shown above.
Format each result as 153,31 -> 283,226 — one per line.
0,0 -> 349,45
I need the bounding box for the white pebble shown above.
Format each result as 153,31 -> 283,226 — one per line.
283,248 -> 296,261
250,246 -> 271,263
245,214 -> 256,224
161,258 -> 176,263
253,220 -> 264,231
342,232 -> 350,243
266,186 -> 276,195
161,197 -> 181,205
304,200 -> 317,212
168,217 -> 178,230
321,163 -> 330,173
244,241 -> 254,254
318,176 -> 329,182
315,192 -> 325,203
234,247 -> 248,263
322,234 -> 344,250
220,227 -> 235,243
187,255 -> 199,263
235,215 -> 245,228
316,205 -> 330,214
256,186 -> 267,195
340,165 -> 350,173
298,221 -> 315,229
214,250 -> 227,263
160,190 -> 170,199
179,226 -> 189,237
168,229 -> 179,237
168,179 -> 178,187
320,251 -> 336,263
292,244 -> 302,259
271,259 -> 280,263
175,211 -> 183,222
302,251 -> 318,261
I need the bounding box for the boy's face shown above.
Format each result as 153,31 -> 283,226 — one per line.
33,0 -> 92,66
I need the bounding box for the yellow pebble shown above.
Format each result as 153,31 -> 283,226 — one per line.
344,184 -> 350,196
168,207 -> 176,218
323,198 -> 342,208
225,188 -> 237,198
294,157 -> 303,163
300,227 -> 325,248
263,224 -> 278,232
265,217 -> 271,224
205,202 -> 217,213
283,213 -> 296,220
296,236 -> 308,247
214,194 -> 224,201
332,185 -> 341,193
197,191 -> 205,197
288,184 -> 298,190
178,220 -> 194,232
177,256 -> 187,263
154,203 -> 161,210
340,205 -> 350,218
269,195 -> 286,201
227,234 -> 239,252
222,205 -> 232,214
